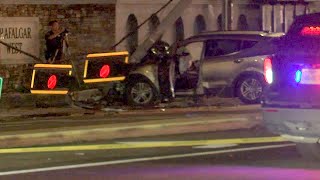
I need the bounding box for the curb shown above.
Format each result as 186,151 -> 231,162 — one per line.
0,105 -> 261,121
118,105 -> 261,115
0,94 -> 69,108
0,114 -> 261,148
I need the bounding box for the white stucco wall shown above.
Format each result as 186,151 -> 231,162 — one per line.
115,0 -> 320,52
115,0 -> 223,51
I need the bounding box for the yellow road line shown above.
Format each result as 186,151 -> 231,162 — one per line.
0,136 -> 286,154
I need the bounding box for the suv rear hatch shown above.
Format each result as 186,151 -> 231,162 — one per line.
263,13 -> 320,107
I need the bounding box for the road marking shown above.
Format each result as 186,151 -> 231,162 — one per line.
0,136 -> 286,154
118,136 -> 286,146
0,143 -> 295,176
192,144 -> 238,149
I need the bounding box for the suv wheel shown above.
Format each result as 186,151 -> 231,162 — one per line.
236,75 -> 264,104
296,143 -> 320,161
126,78 -> 158,107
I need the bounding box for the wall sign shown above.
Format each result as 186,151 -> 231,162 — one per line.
0,17 -> 39,64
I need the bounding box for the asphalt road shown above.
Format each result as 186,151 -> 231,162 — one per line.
1,129 -> 320,180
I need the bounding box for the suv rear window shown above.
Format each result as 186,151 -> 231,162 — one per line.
241,40 -> 258,50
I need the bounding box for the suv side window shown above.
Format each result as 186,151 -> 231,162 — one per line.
241,40 -> 258,50
177,41 -> 204,74
177,41 -> 204,61
204,39 -> 241,58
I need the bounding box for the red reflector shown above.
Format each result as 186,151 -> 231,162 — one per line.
100,65 -> 110,78
265,109 -> 278,112
301,26 -> 320,36
47,75 -> 57,90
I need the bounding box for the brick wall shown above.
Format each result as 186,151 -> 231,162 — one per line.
0,4 -> 115,92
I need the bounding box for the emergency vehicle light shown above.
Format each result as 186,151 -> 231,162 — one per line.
301,26 -> 320,36
295,70 -> 302,83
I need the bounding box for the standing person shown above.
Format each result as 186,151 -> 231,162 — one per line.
45,20 -> 68,64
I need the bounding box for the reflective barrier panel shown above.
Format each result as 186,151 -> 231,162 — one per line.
83,51 -> 129,84
30,64 -> 73,95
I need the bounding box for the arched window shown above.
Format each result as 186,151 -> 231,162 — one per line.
194,15 -> 206,35
149,14 -> 160,33
217,14 -> 223,31
126,14 -> 138,54
149,14 -> 162,40
175,17 -> 184,42
237,14 -> 249,30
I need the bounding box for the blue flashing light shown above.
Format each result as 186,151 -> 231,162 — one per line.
295,70 -> 302,83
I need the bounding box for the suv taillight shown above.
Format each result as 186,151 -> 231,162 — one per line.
264,57 -> 273,84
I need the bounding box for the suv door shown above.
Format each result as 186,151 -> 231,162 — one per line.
174,41 -> 204,90
201,39 -> 242,88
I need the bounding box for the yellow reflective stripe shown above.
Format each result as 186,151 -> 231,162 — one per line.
30,90 -> 68,95
86,51 -> 129,58
34,64 -> 72,69
83,60 -> 89,78
30,70 -> 36,88
69,70 -> 72,76
125,56 -> 129,64
83,77 -> 126,83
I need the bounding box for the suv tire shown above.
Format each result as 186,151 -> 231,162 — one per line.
126,78 -> 158,107
236,75 -> 264,104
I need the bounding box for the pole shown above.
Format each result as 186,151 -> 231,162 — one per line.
130,0 -> 192,64
110,0 -> 173,50
223,0 -> 229,31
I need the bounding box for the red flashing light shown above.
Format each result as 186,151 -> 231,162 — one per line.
47,75 -> 57,90
100,65 -> 111,78
311,64 -> 320,69
264,57 -> 273,84
301,26 -> 320,36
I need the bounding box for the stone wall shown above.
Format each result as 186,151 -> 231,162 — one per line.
0,3 -> 115,92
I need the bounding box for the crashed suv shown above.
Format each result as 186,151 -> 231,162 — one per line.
262,13 -> 320,160
127,31 -> 284,106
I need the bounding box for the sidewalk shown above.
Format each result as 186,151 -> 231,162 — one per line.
0,111 -> 261,148
0,102 -> 260,120
0,92 -> 256,120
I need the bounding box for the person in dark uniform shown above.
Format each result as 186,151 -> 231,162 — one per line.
45,20 -> 68,63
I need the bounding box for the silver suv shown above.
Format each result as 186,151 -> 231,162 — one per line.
126,31 -> 284,106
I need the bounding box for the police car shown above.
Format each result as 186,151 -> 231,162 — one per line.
262,13 -> 320,160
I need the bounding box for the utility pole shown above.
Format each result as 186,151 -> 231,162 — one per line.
222,0 -> 229,31
130,0 -> 192,64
